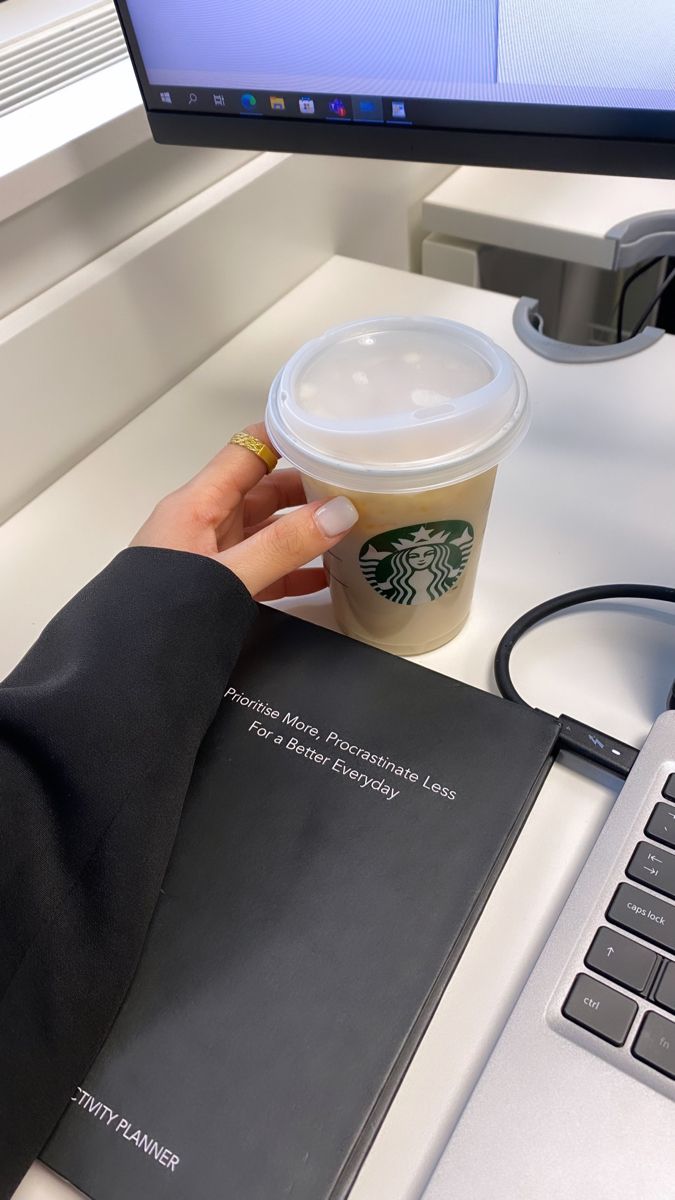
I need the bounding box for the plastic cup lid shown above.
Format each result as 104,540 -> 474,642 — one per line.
266,315 -> 529,493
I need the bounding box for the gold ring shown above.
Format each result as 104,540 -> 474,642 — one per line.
229,431 -> 279,473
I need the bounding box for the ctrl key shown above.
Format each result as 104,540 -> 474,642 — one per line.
563,973 -> 637,1046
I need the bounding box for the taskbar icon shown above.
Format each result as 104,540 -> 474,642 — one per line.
328,96 -> 349,119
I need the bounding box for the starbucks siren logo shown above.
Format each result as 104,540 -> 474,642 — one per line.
359,520 -> 474,606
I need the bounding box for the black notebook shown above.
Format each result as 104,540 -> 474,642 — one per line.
43,606 -> 558,1200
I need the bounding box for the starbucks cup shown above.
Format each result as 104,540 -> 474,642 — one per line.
266,316 -> 529,656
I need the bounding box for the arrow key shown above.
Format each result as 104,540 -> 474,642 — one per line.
585,926 -> 658,993
627,840 -> 675,899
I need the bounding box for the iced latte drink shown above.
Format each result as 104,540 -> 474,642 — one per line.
266,317 -> 529,655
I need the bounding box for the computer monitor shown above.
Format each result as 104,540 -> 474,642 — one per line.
115,1 -> 675,178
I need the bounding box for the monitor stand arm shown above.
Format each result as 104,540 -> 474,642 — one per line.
513,210 -> 675,363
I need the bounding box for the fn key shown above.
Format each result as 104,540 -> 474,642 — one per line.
563,973 -> 637,1045
633,1012 -> 675,1079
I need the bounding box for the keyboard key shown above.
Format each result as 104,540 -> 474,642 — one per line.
632,1011 -> 675,1079
654,960 -> 675,1015
663,774 -> 675,803
563,973 -> 637,1045
585,926 -> 658,993
607,883 -> 675,954
627,841 -> 675,900
645,802 -> 675,850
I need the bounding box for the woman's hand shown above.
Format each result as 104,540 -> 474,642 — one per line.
131,423 -> 358,600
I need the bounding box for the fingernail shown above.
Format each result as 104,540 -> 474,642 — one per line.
314,496 -> 359,537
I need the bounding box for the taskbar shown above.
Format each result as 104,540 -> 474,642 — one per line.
146,83 -> 675,139
147,86 -> 412,125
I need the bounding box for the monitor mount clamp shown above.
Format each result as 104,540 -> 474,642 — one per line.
513,210 -> 675,363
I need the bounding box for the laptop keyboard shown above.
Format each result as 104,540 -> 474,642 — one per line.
562,772 -> 675,1081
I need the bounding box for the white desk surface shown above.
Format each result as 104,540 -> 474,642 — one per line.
423,167 -> 675,269
5,256 -> 675,1200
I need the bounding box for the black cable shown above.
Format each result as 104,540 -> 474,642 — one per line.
615,257 -> 661,344
658,256 -> 675,334
630,264 -> 675,340
494,585 -> 675,778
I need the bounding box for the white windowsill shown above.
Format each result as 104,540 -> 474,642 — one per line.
0,57 -> 147,222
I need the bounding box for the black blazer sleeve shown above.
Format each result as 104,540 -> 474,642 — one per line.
0,547 -> 256,1197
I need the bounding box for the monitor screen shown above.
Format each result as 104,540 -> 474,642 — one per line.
115,0 -> 675,176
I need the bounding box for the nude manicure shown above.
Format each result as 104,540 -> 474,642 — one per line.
315,497 -> 359,537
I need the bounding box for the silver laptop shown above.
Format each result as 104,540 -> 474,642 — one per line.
423,710 -> 675,1200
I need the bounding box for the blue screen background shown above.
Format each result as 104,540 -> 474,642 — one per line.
126,0 -> 675,109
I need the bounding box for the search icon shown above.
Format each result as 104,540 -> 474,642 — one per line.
188,92 -> 198,104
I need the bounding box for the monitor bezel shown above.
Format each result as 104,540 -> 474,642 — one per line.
114,0 -> 675,179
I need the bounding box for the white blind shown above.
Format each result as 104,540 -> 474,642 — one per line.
0,1 -> 128,116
